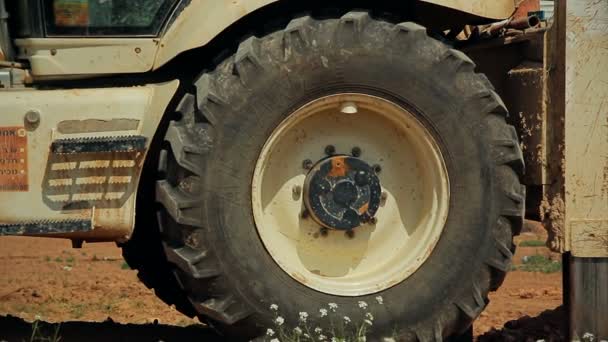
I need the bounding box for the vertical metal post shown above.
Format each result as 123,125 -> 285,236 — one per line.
569,257 -> 608,340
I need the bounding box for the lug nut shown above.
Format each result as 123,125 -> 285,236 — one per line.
373,164 -> 382,174
320,227 -> 329,236
345,230 -> 355,239
301,209 -> 310,219
351,146 -> 361,157
324,145 -> 336,155
302,159 -> 313,170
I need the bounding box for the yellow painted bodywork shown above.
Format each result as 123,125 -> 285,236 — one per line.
14,0 -> 517,78
0,81 -> 178,241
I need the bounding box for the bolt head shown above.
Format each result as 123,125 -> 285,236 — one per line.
302,159 -> 313,170
24,110 -> 41,127
373,164 -> 382,174
324,145 -> 336,155
351,147 -> 361,157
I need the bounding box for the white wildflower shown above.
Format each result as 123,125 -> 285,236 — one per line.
304,334 -> 310,339
270,304 -> 279,311
357,337 -> 367,342
319,308 -> 328,317
294,327 -> 303,335
34,315 -> 42,321
343,316 -> 351,324
375,296 -> 384,304
358,301 -> 368,309
365,312 -> 374,321
318,335 -> 327,341
331,338 -> 338,342
275,316 -> 285,326
383,338 -> 396,342
314,327 -> 323,334
270,339 -> 280,342
299,311 -> 308,323
364,319 -> 373,326
583,333 -> 595,342
328,303 -> 338,311
266,328 -> 275,336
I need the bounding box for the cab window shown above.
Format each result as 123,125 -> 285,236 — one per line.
44,0 -> 179,36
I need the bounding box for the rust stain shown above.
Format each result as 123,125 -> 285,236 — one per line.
290,272 -> 308,284
358,202 -> 369,215
0,127 -> 28,191
327,157 -> 349,177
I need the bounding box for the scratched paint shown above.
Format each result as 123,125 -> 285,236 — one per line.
565,0 -> 608,257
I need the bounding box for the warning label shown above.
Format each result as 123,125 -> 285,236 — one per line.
0,127 -> 28,191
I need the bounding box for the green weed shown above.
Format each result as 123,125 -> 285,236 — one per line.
29,319 -> 61,342
519,240 -> 546,247
517,255 -> 561,273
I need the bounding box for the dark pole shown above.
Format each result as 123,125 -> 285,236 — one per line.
569,257 -> 608,340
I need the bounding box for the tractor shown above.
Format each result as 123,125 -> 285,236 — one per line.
0,0 -> 606,340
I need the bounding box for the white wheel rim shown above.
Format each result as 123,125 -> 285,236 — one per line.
252,93 -> 450,296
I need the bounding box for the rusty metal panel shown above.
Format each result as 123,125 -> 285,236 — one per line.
0,127 -> 28,191
565,0 -> 608,257
0,80 -> 178,241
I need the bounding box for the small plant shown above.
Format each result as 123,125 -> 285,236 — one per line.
53,257 -> 63,263
29,319 -> 61,342
265,296 -> 385,341
519,240 -> 546,247
65,256 -> 75,264
517,255 -> 561,273
91,254 -> 100,262
44,256 -> 51,262
120,261 -> 131,270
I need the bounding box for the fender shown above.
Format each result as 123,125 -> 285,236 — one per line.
154,0 -> 516,69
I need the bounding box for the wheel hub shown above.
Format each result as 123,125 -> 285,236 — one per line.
303,156 -> 381,230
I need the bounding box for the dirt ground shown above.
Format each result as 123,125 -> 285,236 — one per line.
0,230 -> 564,341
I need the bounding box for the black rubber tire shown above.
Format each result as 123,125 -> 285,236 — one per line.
133,12 -> 525,341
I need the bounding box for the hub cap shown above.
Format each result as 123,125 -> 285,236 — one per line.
252,93 -> 450,296
304,156 -> 381,230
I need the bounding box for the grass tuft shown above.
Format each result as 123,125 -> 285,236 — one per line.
519,240 -> 546,247
517,255 -> 561,273
29,320 -> 61,342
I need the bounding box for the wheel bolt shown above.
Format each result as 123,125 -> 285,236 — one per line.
301,209 -> 310,219
320,227 -> 329,236
302,159 -> 313,170
373,164 -> 382,174
324,145 -> 336,155
351,147 -> 361,157
345,230 -> 355,239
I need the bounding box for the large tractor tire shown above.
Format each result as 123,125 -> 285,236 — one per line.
124,12 -> 524,341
